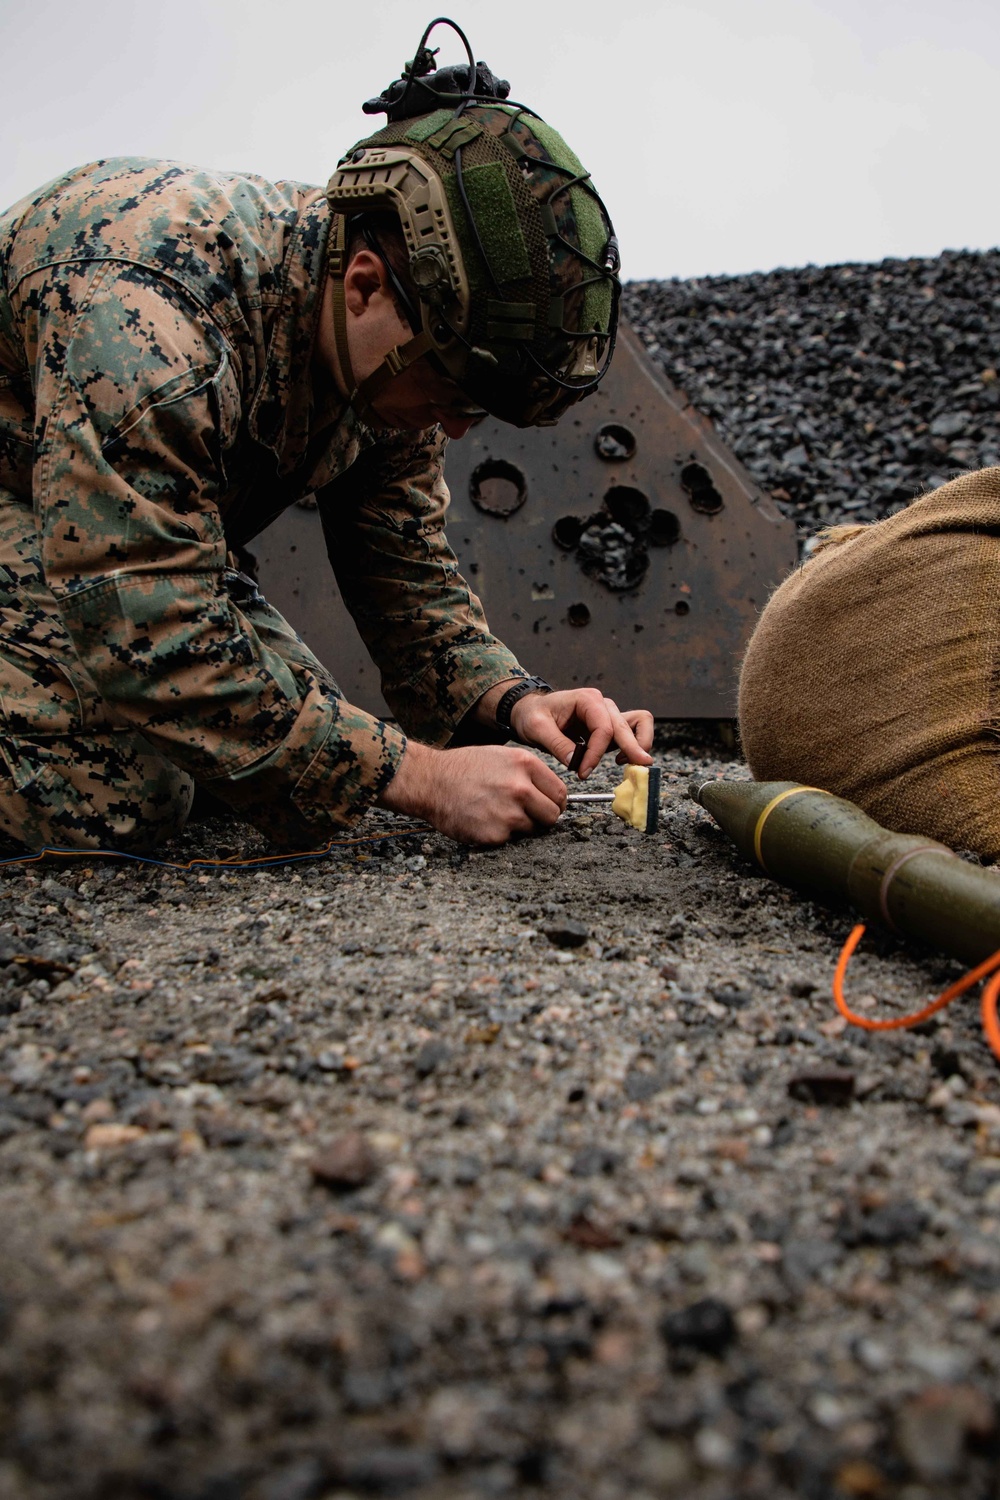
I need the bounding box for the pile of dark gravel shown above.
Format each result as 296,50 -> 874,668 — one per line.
624,248 -> 1000,538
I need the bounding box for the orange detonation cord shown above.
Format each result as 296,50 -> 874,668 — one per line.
833,923 -> 1000,1063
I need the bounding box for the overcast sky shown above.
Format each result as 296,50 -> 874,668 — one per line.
1,0 -> 996,281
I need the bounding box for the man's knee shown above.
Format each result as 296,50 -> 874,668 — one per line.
0,734 -> 194,853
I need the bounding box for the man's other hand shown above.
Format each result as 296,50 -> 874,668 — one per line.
377,741 -> 567,844
510,688 -> 654,778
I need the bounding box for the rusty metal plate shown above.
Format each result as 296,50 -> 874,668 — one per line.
252,324 -> 797,719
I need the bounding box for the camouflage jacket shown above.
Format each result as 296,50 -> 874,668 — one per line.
0,158 -> 525,831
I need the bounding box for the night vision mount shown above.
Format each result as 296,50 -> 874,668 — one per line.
363,17 -> 511,123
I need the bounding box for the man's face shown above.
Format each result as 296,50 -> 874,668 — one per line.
367,359 -> 486,440
316,253 -> 487,440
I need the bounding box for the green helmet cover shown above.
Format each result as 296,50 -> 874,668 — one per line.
326,101 -> 620,427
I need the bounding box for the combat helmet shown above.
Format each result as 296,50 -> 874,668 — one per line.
326,17 -> 620,428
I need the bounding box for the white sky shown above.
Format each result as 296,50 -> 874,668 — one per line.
1,0 -> 997,281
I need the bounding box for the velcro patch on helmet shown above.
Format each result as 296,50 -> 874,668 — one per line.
403,109 -> 455,142
424,118 -> 484,157
443,162 -> 531,288
486,300 -> 535,342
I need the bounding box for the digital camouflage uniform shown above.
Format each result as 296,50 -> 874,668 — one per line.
0,158 -> 528,851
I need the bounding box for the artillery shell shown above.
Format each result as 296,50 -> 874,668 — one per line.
690,779 -> 1000,967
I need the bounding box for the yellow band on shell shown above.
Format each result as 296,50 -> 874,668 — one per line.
753,786 -> 829,873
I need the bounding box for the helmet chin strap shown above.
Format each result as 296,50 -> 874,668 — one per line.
328,213 -> 435,427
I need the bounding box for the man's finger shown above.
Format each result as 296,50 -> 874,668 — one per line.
610,713 -> 652,762
528,756 -> 569,810
630,710 -> 655,752
613,709 -> 656,764
525,718 -> 579,767
514,705 -> 583,768
571,695 -> 620,778
521,783 -> 564,826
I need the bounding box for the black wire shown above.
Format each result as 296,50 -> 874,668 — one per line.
524,278 -> 621,395
382,26 -> 621,409
357,219 -> 422,333
395,16 -> 477,121
0,825 -> 430,874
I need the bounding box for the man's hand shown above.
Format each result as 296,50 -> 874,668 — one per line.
509,688 -> 654,778
377,740 -> 567,844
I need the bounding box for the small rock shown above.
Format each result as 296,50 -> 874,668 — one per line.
634,1437 -> 693,1488
544,918 -> 590,949
907,1344 -> 972,1383
309,1131 -> 379,1190
570,1145 -> 621,1177
837,1199 -> 927,1247
854,1337 -> 891,1373
931,1045 -> 965,1079
895,1385 -> 994,1481
834,1459 -> 889,1497
661,1297 -> 737,1358
84,1122 -> 146,1150
810,1392 -> 847,1429
80,1098 -> 115,1124
694,1425 -> 737,1468
413,1039 -> 451,1078
624,1068 -> 666,1102
464,1022 -> 501,1045
710,985 -> 752,1009
929,410 -> 971,439
452,1154 -> 483,1186
788,1069 -> 855,1105
562,1212 -> 623,1250
783,1238 -> 843,1284
340,1446 -> 438,1491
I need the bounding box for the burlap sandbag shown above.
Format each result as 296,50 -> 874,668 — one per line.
738,467 -> 1000,858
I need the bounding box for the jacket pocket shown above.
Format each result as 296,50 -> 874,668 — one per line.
100,336 -> 240,492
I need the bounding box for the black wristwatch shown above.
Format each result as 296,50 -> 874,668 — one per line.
495,676 -> 553,734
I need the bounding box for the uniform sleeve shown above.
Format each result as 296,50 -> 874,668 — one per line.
26,260 -> 405,831
318,429 -> 528,746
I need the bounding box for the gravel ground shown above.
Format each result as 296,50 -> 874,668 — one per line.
625,249 -> 1000,542
2,731 -> 1000,1500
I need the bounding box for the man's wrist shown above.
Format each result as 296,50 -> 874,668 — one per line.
377,737 -> 436,818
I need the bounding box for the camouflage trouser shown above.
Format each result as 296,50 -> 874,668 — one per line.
0,727 -> 195,854
0,493 -> 330,853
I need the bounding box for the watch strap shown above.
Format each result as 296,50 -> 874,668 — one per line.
495,676 -> 553,734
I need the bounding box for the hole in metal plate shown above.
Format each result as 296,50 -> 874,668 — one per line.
553,515 -> 584,549
594,422 -> 638,462
603,485 -> 650,533
470,459 -> 528,517
680,461 -> 724,515
650,509 -> 681,546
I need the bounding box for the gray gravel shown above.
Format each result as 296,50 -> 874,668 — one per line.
625,248 -> 1000,541
2,731 -> 1000,1499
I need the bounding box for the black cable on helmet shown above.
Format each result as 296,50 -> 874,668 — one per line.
360,17 -> 621,416
395,16 -> 478,122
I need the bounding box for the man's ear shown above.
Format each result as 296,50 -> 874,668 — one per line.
344,249 -> 389,318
